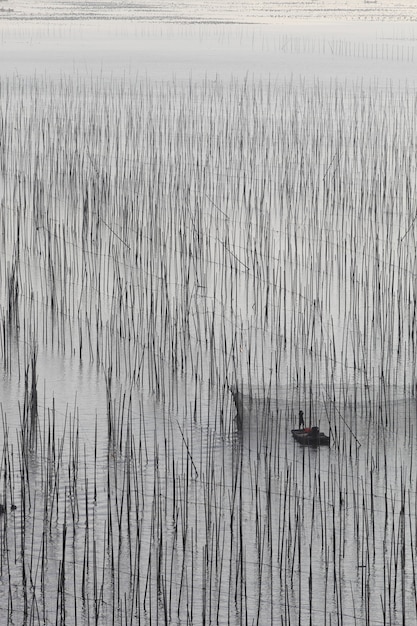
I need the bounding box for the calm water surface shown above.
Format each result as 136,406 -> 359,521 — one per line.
1,2 -> 417,624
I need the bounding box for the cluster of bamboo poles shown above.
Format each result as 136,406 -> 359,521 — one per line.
0,70 -> 417,623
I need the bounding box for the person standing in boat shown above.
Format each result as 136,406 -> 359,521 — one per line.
298,410 -> 305,429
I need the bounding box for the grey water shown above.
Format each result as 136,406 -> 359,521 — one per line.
1,2 -> 417,624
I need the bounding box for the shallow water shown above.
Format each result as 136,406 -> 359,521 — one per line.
2,20 -> 417,83
1,3 -> 417,625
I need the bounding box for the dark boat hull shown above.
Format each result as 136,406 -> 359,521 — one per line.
291,429 -> 330,446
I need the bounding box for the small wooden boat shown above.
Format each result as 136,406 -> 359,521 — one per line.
291,426 -> 330,446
